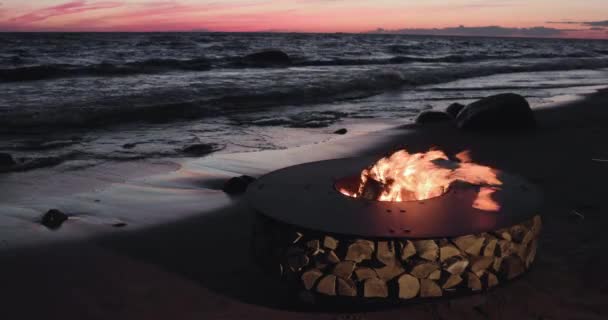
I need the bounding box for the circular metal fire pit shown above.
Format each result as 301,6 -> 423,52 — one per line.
247,157 -> 542,302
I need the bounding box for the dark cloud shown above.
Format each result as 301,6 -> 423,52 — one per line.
585,20 -> 608,27
372,25 -> 565,38
547,20 -> 608,27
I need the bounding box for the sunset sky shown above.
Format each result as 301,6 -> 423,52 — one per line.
0,0 -> 606,38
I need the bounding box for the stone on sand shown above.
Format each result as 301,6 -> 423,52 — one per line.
415,110 -> 452,124
182,143 -> 220,156
41,209 -> 68,230
334,128 -> 348,135
456,93 -> 536,132
243,50 -> 291,66
223,175 -> 257,194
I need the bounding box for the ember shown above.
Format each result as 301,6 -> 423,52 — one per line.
340,149 -> 502,211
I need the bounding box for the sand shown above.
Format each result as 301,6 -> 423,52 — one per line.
1,89 -> 608,319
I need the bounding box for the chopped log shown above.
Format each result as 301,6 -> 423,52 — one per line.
452,235 -> 485,256
363,278 -> 388,298
420,279 -> 443,298
467,272 -> 482,291
486,272 -> 499,288
306,239 -> 322,255
316,274 -> 337,296
429,269 -> 442,280
497,240 -> 512,257
354,267 -> 378,281
510,225 -> 528,243
410,261 -> 440,279
374,261 -> 405,281
444,256 -> 470,275
440,244 -> 461,262
470,256 -> 494,277
287,254 -> 309,272
345,241 -> 374,263
414,240 -> 439,261
337,277 -> 357,297
492,257 -> 503,273
360,178 -> 385,200
356,239 -> 375,251
401,240 -> 417,260
483,238 -> 498,257
521,229 -> 535,247
512,243 -> 527,260
525,240 -> 537,268
377,241 -> 397,266
326,250 -> 340,264
301,269 -> 323,290
333,261 -> 356,279
323,236 -> 338,250
398,273 -> 420,299
442,274 -> 463,289
531,215 -> 542,236
501,255 -> 525,280
493,228 -> 512,241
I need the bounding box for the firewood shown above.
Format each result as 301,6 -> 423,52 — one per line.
356,239 -> 375,251
497,240 -> 512,257
521,229 -> 535,247
486,272 -> 499,288
510,225 -> 528,243
470,256 -> 494,277
467,272 -> 482,291
493,228 -> 512,241
531,215 -> 542,236
429,269 -> 442,280
326,250 -> 340,264
401,240 -> 417,260
374,261 -> 405,281
301,269 -> 323,290
492,257 -> 503,273
337,277 -> 357,297
420,279 -> 442,298
323,236 -> 338,250
306,239 -> 322,255
442,274 -> 463,289
525,240 -> 537,268
414,240 -> 439,261
444,256 -> 469,275
440,244 -> 461,262
363,278 -> 388,298
287,254 -> 310,272
410,261 -> 440,278
398,273 -> 420,299
333,261 -> 356,279
360,178 -> 385,200
483,238 -> 498,257
501,255 -> 525,280
316,274 -> 337,296
354,267 -> 378,281
345,241 -> 374,263
452,235 -> 485,256
377,241 -> 397,266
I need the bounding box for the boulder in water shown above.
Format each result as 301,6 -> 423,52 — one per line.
334,128 -> 348,135
446,103 -> 465,118
182,143 -> 220,156
243,50 -> 291,66
456,93 -> 536,132
415,111 -> 452,124
41,209 -> 68,230
223,175 -> 256,195
0,153 -> 16,167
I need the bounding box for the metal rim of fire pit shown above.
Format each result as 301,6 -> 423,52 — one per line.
247,157 -> 541,239
247,157 -> 542,302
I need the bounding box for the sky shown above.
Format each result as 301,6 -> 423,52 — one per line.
0,0 -> 606,39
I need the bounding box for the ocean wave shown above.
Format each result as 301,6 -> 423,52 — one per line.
2,57 -> 607,130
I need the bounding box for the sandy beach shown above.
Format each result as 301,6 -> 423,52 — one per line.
0,87 -> 606,319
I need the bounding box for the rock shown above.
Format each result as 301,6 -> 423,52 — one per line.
446,103 -> 465,118
243,50 -> 291,66
182,143 -> 220,156
41,209 -> 68,229
222,175 -> 256,194
456,93 -> 536,132
0,153 -> 16,167
415,110 -> 452,124
122,143 -> 137,149
333,128 -> 348,135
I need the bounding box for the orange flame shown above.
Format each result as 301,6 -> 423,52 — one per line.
343,149 -> 502,211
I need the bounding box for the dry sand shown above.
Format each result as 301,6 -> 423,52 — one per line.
1,89 -> 607,319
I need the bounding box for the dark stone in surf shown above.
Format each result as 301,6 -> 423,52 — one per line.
0,153 -> 16,167
243,50 -> 292,66
41,209 -> 68,230
334,128 -> 348,135
415,110 -> 452,124
456,93 -> 536,132
182,143 -> 219,156
446,103 -> 466,118
223,175 -> 257,194
122,143 -> 137,149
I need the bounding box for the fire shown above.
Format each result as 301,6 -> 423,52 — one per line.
340,148 -> 502,211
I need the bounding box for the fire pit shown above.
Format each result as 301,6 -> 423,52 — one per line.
247,150 -> 541,303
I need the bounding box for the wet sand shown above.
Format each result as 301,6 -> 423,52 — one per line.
1,89 -> 608,319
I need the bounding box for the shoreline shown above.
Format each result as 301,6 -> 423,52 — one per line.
0,88 -> 608,318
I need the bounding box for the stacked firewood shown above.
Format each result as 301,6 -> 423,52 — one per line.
252,214 -> 541,302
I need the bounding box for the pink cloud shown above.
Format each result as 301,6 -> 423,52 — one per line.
10,1 -> 123,24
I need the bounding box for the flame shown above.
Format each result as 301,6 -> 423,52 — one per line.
342,149 -> 503,211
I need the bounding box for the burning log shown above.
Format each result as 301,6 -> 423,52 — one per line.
410,261 -> 440,278
358,177 -> 385,200
398,273 -> 420,299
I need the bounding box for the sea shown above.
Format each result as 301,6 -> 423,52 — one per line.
1,32 -> 607,171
